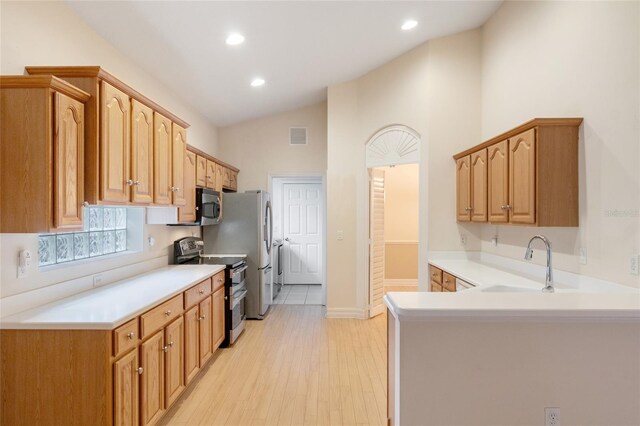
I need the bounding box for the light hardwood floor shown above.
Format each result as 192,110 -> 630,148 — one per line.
160,304 -> 387,426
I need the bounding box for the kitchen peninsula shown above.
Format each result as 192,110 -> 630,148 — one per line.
385,290 -> 640,426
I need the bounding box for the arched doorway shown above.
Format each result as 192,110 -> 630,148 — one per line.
365,125 -> 421,317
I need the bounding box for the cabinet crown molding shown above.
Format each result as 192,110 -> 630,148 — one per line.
0,75 -> 90,102
25,66 -> 190,128
453,117 -> 583,160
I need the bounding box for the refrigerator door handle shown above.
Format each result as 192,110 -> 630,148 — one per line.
265,200 -> 273,256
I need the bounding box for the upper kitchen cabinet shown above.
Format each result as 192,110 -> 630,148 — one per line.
0,76 -> 90,233
25,66 -> 190,206
455,156 -> 471,222
178,150 -> 197,223
470,149 -> 488,222
487,140 -> 509,223
206,160 -> 216,189
154,112 -> 173,205
171,124 -> 187,206
196,155 -> 207,187
131,100 -> 154,204
454,118 -> 582,227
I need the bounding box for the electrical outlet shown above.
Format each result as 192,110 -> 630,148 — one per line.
93,274 -> 103,288
545,407 -> 560,426
491,236 -> 498,247
460,234 -> 467,245
579,247 -> 587,265
337,230 -> 344,241
631,254 -> 639,275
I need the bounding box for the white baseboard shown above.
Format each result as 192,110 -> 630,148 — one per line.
384,279 -> 419,287
325,307 -> 367,319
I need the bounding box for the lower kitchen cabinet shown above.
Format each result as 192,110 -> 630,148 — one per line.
184,305 -> 201,385
164,316 -> 185,407
199,296 -> 213,365
212,286 -> 225,349
0,273 -> 226,426
113,349 -> 140,426
140,330 -> 165,426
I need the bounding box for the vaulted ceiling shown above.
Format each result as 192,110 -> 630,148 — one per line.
68,1 -> 502,126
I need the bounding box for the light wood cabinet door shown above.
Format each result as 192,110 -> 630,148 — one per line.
223,167 -> 231,188
196,155 -> 207,187
212,287 -> 225,350
430,281 -> 442,292
230,170 -> 238,191
153,112 -> 172,205
113,349 -> 139,426
100,81 -> 131,203
171,124 -> 187,206
470,149 -> 487,222
164,316 -> 185,408
488,140 -> 509,223
178,150 -> 197,223
140,330 -> 165,426
53,92 -> 84,229
206,160 -> 216,189
131,100 -> 154,204
214,163 -> 224,193
456,156 -> 471,222
198,296 -> 213,366
184,305 -> 200,385
509,128 -> 536,224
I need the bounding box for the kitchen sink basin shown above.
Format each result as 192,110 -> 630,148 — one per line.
480,285 -> 540,293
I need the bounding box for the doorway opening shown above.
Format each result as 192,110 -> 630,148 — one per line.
269,175 -> 326,306
366,125 -> 421,318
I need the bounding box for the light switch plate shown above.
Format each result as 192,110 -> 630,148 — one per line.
631,254 -> 639,275
579,248 -> 587,265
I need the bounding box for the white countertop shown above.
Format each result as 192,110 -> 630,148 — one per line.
0,265 -> 225,330
385,258 -> 640,321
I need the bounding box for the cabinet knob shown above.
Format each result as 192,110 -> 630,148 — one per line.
501,204 -> 512,210
199,315 -> 206,320
199,289 -> 205,294
127,331 -> 135,340
169,341 -> 174,348
82,201 -> 89,207
134,180 -> 140,186
444,279 -> 450,283
163,345 -> 169,353
137,367 -> 144,375
126,179 -> 134,186
165,310 -> 172,316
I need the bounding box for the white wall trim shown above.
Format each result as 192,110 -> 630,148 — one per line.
325,307 -> 367,319
384,279 -> 419,287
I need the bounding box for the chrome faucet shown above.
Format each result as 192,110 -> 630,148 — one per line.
524,235 -> 554,293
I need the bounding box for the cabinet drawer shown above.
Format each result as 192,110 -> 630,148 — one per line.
430,281 -> 442,292
113,318 -> 139,357
442,272 -> 456,292
429,265 -> 442,284
184,278 -> 212,309
140,294 -> 184,338
212,271 -> 225,292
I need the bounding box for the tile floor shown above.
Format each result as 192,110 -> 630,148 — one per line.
273,284 -> 323,305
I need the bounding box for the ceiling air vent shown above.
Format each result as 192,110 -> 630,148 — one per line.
289,127 -> 308,145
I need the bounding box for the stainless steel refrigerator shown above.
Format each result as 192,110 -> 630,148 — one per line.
203,191 -> 273,319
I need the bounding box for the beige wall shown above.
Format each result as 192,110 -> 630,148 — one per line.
382,164 -> 419,281
327,30 -> 483,315
217,101 -> 327,191
480,1 -> 640,288
0,1 -> 210,298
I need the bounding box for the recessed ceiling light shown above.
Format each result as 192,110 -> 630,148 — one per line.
401,20 -> 418,31
250,78 -> 265,87
226,33 -> 245,46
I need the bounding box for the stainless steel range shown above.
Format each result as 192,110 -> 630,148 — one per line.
173,236 -> 247,346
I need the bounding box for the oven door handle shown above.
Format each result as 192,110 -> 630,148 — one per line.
231,289 -> 248,309
231,264 -> 248,276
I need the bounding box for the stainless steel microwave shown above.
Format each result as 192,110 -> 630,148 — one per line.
197,188 -> 222,225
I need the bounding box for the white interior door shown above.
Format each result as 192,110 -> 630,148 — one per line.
369,169 -> 385,317
283,182 -> 322,284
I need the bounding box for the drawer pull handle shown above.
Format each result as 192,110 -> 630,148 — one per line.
127,332 -> 135,340
137,367 -> 143,375
165,310 -> 172,316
